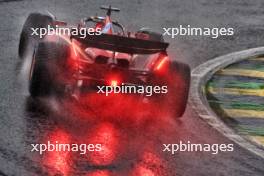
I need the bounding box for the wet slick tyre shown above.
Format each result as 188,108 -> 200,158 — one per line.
152,61 -> 190,118
19,13 -> 53,59
168,61 -> 190,118
29,41 -> 70,98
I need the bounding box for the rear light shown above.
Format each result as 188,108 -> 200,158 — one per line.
154,54 -> 169,71
110,80 -> 118,87
155,56 -> 168,70
106,77 -> 120,87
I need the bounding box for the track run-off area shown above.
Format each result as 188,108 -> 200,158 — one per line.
206,56 -> 264,147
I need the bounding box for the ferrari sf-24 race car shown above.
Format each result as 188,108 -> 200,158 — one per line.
18,6 -> 191,118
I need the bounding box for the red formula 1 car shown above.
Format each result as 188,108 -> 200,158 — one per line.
18,6 -> 190,118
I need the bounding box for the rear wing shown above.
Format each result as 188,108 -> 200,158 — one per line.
71,33 -> 169,54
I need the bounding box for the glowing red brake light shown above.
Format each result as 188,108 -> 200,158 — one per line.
155,55 -> 168,71
110,80 -> 118,87
107,77 -> 120,87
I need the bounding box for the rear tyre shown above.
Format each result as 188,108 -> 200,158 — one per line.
150,61 -> 191,118
168,61 -> 190,118
19,13 -> 53,59
29,41 -> 70,98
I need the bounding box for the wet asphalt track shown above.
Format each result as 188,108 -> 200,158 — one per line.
0,0 -> 264,175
